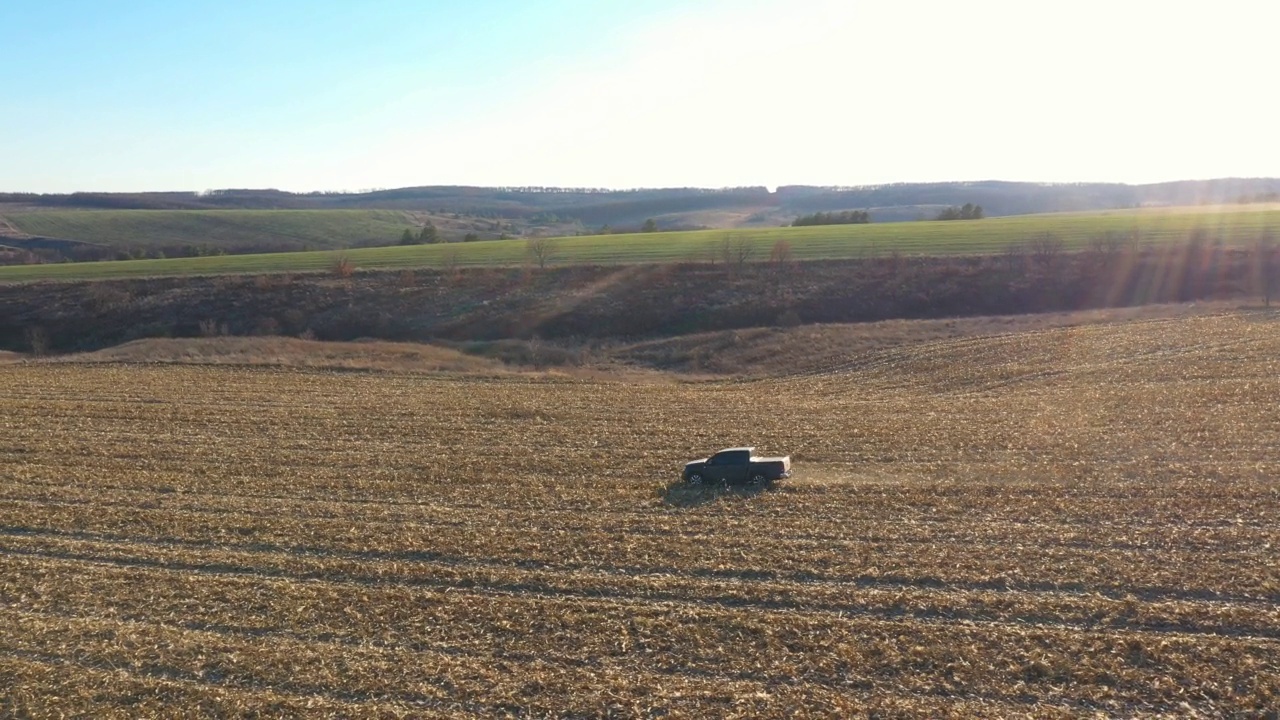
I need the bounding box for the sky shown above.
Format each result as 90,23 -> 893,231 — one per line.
2,0 -> 1277,193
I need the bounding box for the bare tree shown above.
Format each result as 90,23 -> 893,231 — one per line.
719,235 -> 754,273
24,326 -> 49,357
887,250 -> 904,274
733,237 -> 754,268
526,236 -> 558,269
1259,232 -> 1277,307
1029,233 -> 1065,268
716,236 -> 732,266
1002,242 -> 1026,273
1087,231 -> 1127,260
441,247 -> 461,277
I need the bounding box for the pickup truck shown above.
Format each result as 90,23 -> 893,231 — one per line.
682,447 -> 792,486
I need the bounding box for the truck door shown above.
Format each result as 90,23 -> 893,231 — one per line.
709,450 -> 750,483
704,454 -> 727,482
706,450 -> 750,483
723,451 -> 750,483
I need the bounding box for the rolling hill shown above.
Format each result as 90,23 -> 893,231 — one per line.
0,203 -> 1276,282
4,178 -> 1279,228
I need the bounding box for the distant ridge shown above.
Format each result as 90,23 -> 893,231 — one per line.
3,179 -> 1278,224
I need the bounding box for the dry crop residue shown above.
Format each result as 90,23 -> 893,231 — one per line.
1,312 -> 1278,718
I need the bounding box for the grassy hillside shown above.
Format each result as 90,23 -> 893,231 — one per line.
1,204 -> 1277,282
1,209 -> 416,251
3,246 -> 1273,356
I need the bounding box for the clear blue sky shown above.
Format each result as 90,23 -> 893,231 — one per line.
2,0 -> 1276,193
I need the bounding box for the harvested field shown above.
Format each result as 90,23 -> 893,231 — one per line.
2,312 -> 1279,717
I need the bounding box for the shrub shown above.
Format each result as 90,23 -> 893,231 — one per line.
253,317 -> 282,336
769,239 -> 793,267
279,309 -> 309,335
197,319 -> 222,337
441,249 -> 462,282
25,326 -> 49,356
86,283 -> 133,312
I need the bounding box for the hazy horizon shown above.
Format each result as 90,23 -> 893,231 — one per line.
8,176 -> 1280,198
3,0 -> 1277,194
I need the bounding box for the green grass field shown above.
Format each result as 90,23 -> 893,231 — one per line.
1,204 -> 1277,282
0,209 -> 414,251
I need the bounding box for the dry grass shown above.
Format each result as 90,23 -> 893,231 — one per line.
48,336 -> 511,375
2,311 -> 1279,717
0,350 -> 22,364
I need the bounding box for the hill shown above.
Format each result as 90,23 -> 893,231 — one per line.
0,208 -> 545,262
1,203 -> 1277,282
3,232 -> 1277,356
4,178 -> 1279,231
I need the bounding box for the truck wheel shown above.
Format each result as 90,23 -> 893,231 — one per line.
749,473 -> 768,486
687,473 -> 704,485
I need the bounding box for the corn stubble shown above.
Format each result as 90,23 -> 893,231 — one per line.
2,312 -> 1279,718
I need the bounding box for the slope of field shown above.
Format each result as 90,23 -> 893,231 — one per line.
610,302 -> 1244,376
0,209 -> 416,252
2,204 -> 1278,282
48,336 -> 512,375
2,312 -> 1278,717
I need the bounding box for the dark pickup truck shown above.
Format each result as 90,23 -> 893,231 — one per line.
682,447 -> 792,486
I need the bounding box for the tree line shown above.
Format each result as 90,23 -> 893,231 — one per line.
791,210 -> 871,227
935,203 -> 985,221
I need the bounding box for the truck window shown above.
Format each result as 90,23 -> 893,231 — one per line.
714,451 -> 749,465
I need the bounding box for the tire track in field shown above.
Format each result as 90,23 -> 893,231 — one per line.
2,492 -> 1272,560
6,473 -> 1274,530
0,609 -> 861,715
0,645 -> 1088,719
3,535 -> 1278,641
1,515 -> 1274,603
0,605 -> 1130,719
2,558 -> 1275,718
0,646 -> 481,718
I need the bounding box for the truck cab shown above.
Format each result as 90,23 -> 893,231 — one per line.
682,447 -> 792,486
701,448 -> 753,484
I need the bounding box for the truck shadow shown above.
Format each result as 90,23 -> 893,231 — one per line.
661,480 -> 776,507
